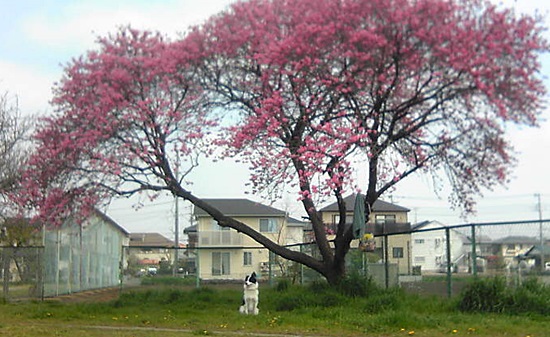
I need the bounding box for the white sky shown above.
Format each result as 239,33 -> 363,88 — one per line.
1,0 -> 549,241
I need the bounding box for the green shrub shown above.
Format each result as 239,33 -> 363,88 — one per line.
271,275 -> 392,312
504,278 -> 550,315
276,278 -> 291,292
458,276 -> 550,315
271,283 -> 346,311
336,273 -> 378,298
458,277 -> 506,313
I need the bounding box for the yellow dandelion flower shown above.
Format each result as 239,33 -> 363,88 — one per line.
408,331 -> 415,335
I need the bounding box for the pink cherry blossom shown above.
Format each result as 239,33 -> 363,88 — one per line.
16,0 -> 548,284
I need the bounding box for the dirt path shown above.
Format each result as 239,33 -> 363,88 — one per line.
44,287 -> 122,303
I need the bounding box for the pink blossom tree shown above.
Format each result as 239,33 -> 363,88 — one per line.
17,28 -> 215,224
185,0 -> 548,282
18,0 -> 548,284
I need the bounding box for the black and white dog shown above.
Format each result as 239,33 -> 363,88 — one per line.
239,272 -> 259,315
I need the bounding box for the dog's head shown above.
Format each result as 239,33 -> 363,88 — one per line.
244,272 -> 257,287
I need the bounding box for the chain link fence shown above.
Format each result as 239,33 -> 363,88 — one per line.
2,220 -> 549,300
0,246 -> 43,300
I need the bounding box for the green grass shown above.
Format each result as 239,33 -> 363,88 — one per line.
0,279 -> 548,337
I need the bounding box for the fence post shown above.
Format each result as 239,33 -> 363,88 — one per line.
299,244 -> 304,285
119,246 -> 124,295
2,248 -> 9,300
268,250 -> 273,287
471,224 -> 477,276
384,234 -> 389,289
445,227 -> 452,298
195,248 -> 200,288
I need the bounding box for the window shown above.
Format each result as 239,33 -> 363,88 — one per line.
375,214 -> 396,224
392,247 -> 404,258
434,238 -> 442,248
414,256 -> 426,263
211,219 -> 229,231
212,252 -> 231,276
333,214 -> 354,225
414,239 -> 425,244
260,218 -> 278,233
243,252 -> 252,266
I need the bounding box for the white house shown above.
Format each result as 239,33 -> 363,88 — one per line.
411,220 -> 469,273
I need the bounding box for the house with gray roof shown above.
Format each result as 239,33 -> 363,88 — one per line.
188,198 -> 299,281
319,194 -> 412,275
128,232 -> 177,273
491,236 -> 539,267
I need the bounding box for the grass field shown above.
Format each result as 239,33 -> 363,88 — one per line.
0,277 -> 548,337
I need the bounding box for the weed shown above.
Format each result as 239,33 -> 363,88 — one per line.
457,276 -> 550,315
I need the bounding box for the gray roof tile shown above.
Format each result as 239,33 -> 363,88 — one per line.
193,198 -> 286,217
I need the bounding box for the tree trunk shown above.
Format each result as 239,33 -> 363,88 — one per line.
323,260 -> 347,285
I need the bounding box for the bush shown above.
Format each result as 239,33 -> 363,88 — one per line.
275,278 -> 291,292
271,285 -> 347,311
458,276 -> 550,315
336,273 -> 378,297
271,274 -> 384,311
458,277 -> 507,312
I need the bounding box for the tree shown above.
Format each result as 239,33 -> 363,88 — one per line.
184,0 -> 548,283
0,217 -> 42,283
17,28 -> 214,224
18,0 -> 547,285
0,91 -> 33,219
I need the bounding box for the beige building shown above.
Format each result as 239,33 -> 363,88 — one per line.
128,232 -> 175,268
319,194 -> 412,274
192,199 -> 294,281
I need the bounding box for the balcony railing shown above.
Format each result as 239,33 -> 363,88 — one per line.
326,222 -> 411,235
198,231 -> 243,247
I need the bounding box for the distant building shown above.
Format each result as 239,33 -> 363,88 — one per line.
491,236 -> 539,267
319,194 -> 412,274
128,232 -> 176,268
43,210 -> 129,297
411,220 -> 470,273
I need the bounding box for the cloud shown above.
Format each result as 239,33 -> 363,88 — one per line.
21,1 -> 234,53
0,60 -> 56,116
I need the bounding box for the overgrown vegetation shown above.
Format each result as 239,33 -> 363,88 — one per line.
458,276 -> 550,315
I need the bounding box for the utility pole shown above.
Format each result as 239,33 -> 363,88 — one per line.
173,192 -> 180,276
173,156 -> 180,277
535,193 -> 545,273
